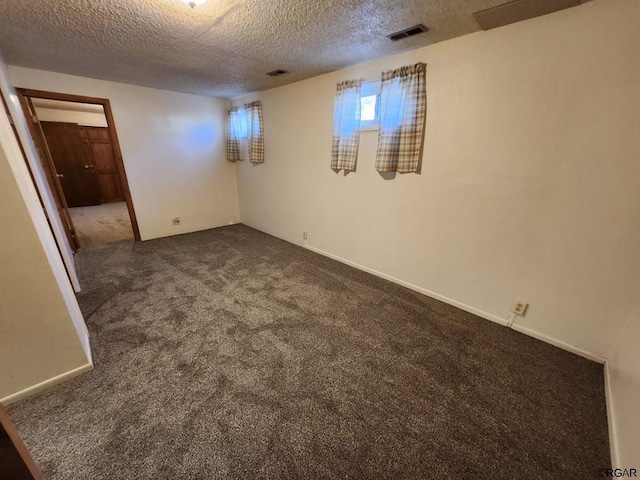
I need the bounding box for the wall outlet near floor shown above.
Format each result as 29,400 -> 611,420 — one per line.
512,299 -> 528,316
303,231 -> 308,240
172,217 -> 181,225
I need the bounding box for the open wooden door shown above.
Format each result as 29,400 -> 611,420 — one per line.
15,93 -> 79,251
16,88 -> 141,244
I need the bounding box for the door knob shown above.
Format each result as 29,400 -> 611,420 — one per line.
56,173 -> 64,178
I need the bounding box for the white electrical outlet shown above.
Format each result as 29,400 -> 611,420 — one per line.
172,217 -> 181,225
303,231 -> 308,240
512,299 -> 528,316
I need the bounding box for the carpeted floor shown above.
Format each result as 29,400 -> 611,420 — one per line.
8,225 -> 610,479
69,201 -> 134,248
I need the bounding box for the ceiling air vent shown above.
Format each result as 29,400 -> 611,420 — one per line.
387,24 -> 429,41
266,69 -> 289,77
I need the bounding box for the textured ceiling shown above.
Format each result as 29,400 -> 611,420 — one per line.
1,0 -> 531,99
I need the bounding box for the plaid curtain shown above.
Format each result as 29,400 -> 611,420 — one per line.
245,101 -> 264,163
375,63 -> 427,173
226,106 -> 244,162
332,79 -> 362,171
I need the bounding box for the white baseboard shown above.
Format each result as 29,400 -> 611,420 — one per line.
305,245 -> 509,327
0,363 -> 93,406
511,324 -> 606,364
305,244 -> 605,364
604,362 -> 620,468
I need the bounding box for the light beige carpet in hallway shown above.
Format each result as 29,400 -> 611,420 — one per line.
69,201 -> 134,247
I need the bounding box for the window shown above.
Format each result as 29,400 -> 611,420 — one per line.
332,79 -> 362,171
245,101 -> 265,164
236,107 -> 249,139
375,62 -> 426,173
226,102 -> 265,163
360,79 -> 381,130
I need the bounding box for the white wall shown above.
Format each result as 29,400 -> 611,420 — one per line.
607,305 -> 640,468
9,66 -> 240,240
35,107 -> 108,127
232,0 -> 640,361
0,88 -> 91,403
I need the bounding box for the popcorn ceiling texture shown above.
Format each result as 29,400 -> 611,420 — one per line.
0,0 -> 509,99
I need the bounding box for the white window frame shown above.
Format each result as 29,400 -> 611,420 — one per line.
360,79 -> 381,131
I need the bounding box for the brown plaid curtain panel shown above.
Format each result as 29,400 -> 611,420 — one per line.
245,101 -> 265,163
332,79 -> 362,171
226,106 -> 244,163
375,63 -> 427,173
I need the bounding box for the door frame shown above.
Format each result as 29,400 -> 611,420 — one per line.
16,93 -> 80,251
16,88 -> 141,242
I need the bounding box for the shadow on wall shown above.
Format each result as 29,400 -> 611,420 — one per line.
379,171 -> 397,180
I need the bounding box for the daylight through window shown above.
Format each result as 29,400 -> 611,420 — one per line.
359,79 -> 381,129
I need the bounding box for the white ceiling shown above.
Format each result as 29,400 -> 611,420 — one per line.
1,0 -> 543,99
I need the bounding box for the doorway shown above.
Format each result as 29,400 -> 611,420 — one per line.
16,89 -> 140,249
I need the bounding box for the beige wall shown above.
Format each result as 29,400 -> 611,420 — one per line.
232,0 -> 640,361
0,119 -> 89,401
608,305 -> 640,467
9,66 -> 241,241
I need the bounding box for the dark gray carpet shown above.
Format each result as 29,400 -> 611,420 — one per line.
8,225 -> 610,479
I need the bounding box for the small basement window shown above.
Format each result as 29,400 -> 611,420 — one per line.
360,79 -> 381,131
237,108 -> 249,139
